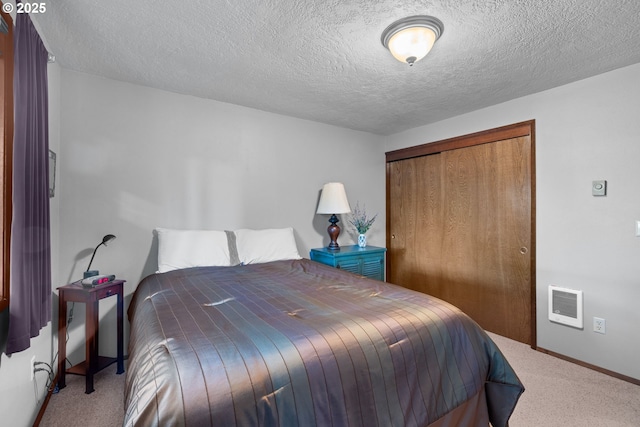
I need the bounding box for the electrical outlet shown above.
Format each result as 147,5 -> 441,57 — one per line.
593,317 -> 606,334
30,356 -> 36,381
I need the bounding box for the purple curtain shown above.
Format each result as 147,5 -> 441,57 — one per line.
6,9 -> 51,354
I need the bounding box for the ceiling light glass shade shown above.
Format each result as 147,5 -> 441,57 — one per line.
388,27 -> 436,64
316,183 -> 351,214
381,16 -> 444,66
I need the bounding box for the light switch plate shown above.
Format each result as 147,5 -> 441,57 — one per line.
592,180 -> 607,196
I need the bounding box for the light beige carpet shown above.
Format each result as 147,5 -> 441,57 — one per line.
39,333 -> 640,426
39,363 -> 125,427
488,332 -> 640,427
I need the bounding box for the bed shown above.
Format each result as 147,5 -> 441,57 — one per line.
123,229 -> 524,426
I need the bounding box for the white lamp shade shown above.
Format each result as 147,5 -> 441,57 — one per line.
388,26 -> 437,64
316,182 -> 351,214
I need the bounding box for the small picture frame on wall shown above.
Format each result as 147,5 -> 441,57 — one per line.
49,149 -> 56,198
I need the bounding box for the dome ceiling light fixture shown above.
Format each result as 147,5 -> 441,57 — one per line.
381,15 -> 444,66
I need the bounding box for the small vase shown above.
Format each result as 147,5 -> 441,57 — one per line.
358,234 -> 367,248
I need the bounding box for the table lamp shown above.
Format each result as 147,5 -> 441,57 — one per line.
316,183 -> 351,251
84,234 -> 116,278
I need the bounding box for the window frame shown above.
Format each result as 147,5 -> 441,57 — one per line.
0,2 -> 13,313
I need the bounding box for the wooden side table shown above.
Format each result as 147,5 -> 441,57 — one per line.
310,245 -> 387,281
57,279 -> 125,394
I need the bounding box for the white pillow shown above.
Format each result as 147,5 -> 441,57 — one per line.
234,228 -> 302,265
156,228 -> 230,273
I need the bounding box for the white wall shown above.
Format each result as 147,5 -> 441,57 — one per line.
57,69 -> 386,359
385,62 -> 640,381
0,61 -> 61,427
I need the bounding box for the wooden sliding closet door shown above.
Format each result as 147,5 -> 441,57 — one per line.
387,154 -> 445,291
387,122 -> 534,345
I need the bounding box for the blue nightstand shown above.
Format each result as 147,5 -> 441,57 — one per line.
310,245 -> 386,281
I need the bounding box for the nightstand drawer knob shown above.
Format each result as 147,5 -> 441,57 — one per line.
106,290 -> 112,296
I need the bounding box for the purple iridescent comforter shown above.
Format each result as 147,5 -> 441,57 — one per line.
124,259 -> 523,426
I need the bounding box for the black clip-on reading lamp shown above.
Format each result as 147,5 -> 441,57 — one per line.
84,234 -> 116,280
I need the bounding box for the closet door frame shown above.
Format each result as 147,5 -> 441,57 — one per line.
385,120 -> 536,349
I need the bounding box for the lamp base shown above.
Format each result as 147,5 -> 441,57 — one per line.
84,270 -> 99,279
327,214 -> 341,251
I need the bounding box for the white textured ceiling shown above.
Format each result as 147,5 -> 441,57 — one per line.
33,0 -> 640,135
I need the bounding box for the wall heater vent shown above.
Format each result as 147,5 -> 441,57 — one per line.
548,285 -> 583,328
